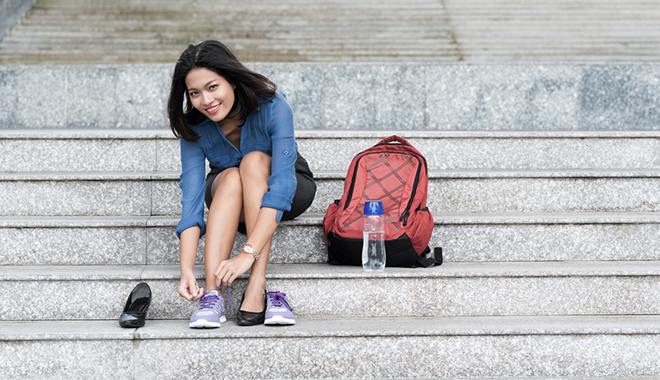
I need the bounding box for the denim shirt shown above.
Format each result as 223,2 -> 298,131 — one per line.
176,91 -> 297,239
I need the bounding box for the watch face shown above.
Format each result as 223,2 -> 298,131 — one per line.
243,244 -> 258,260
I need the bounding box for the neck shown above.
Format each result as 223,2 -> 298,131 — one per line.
217,112 -> 242,133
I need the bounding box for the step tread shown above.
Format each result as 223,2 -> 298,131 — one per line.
4,168 -> 660,181
3,261 -> 660,281
4,212 -> 660,228
4,315 -> 660,341
4,128 -> 660,139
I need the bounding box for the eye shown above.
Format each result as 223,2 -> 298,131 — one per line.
188,91 -> 198,97
209,84 -> 218,91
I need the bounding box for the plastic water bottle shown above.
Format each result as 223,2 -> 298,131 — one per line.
362,200 -> 386,271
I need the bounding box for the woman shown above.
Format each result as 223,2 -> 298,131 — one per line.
168,40 -> 315,328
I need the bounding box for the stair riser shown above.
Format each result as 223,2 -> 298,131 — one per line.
299,136 -> 660,172
108,335 -> 660,380
4,222 -> 660,265
3,177 -> 660,216
0,340 -> 133,380
5,134 -> 660,173
2,64 -> 660,131
0,138 -> 175,172
0,180 -> 153,216
436,223 -> 660,262
3,333 -> 659,380
4,274 -> 660,320
183,177 -> 660,215
0,225 -> 327,265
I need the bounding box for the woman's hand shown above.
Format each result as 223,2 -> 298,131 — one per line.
178,271 -> 204,301
214,253 -> 255,288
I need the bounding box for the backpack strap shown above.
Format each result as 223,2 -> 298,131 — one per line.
416,247 -> 443,267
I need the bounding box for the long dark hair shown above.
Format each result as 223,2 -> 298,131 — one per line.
168,40 -> 277,141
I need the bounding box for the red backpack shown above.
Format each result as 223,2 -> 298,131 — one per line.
323,135 -> 439,267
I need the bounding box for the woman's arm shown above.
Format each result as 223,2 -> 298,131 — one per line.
213,95 -> 297,288
176,137 -> 207,300
260,94 -> 298,223
213,207 -> 278,288
178,227 -> 204,301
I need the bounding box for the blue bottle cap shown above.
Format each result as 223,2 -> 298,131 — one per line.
363,200 -> 383,215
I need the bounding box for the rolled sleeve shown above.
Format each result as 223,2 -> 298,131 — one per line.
260,95 -> 297,222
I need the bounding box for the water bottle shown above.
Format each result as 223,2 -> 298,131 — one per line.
362,200 -> 386,271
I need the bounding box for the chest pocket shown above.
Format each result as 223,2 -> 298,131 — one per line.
207,153 -> 231,172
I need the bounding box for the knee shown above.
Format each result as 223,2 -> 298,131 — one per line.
239,151 -> 271,179
212,167 -> 242,196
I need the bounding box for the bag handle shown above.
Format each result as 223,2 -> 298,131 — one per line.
376,135 -> 411,146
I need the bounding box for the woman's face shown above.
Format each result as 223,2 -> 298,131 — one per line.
185,68 -> 236,122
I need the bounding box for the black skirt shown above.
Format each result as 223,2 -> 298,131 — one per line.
204,152 -> 316,233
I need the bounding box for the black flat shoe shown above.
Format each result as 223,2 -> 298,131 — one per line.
236,291 -> 265,326
119,282 -> 151,328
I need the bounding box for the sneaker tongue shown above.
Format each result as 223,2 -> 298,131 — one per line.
199,290 -> 220,309
268,292 -> 292,310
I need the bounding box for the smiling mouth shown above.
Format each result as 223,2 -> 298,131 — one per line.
206,104 -> 220,114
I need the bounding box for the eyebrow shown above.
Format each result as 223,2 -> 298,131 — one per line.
187,80 -> 217,92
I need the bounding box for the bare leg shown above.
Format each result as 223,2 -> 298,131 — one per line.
239,151 -> 273,312
204,167 -> 242,292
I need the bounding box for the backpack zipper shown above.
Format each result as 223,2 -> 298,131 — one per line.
400,161 -> 421,226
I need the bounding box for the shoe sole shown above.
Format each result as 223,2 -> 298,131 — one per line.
264,315 -> 295,325
189,315 -> 226,328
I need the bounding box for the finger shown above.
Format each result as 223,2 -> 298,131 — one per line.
178,285 -> 188,299
189,281 -> 200,294
220,271 -> 231,287
214,260 -> 228,278
187,286 -> 197,301
218,268 -> 231,287
226,271 -> 240,287
214,264 -> 222,278
180,289 -> 193,301
214,276 -> 222,290
184,282 -> 199,301
190,287 -> 200,301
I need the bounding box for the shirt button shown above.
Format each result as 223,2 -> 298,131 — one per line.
284,151 -> 289,155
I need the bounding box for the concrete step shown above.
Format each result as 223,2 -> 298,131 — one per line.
4,129 -> 660,173
3,0 -> 660,63
2,261 -> 660,321
2,316 -> 660,379
0,42 -> 460,54
4,213 -> 660,265
1,63 -> 659,130
0,215 -> 325,265
0,0 -> 458,64
441,0 -> 660,62
3,170 -> 660,216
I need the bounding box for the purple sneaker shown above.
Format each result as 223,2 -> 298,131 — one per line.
265,291 -> 295,325
189,289 -> 226,328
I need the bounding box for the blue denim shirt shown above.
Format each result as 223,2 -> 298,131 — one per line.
176,91 -> 297,239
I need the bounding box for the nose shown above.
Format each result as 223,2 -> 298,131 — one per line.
202,91 -> 213,105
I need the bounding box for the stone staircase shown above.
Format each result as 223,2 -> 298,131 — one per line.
3,0 -> 660,378
2,61 -> 660,379
2,0 -> 660,64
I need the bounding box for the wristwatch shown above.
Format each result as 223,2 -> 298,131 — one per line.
241,244 -> 259,261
